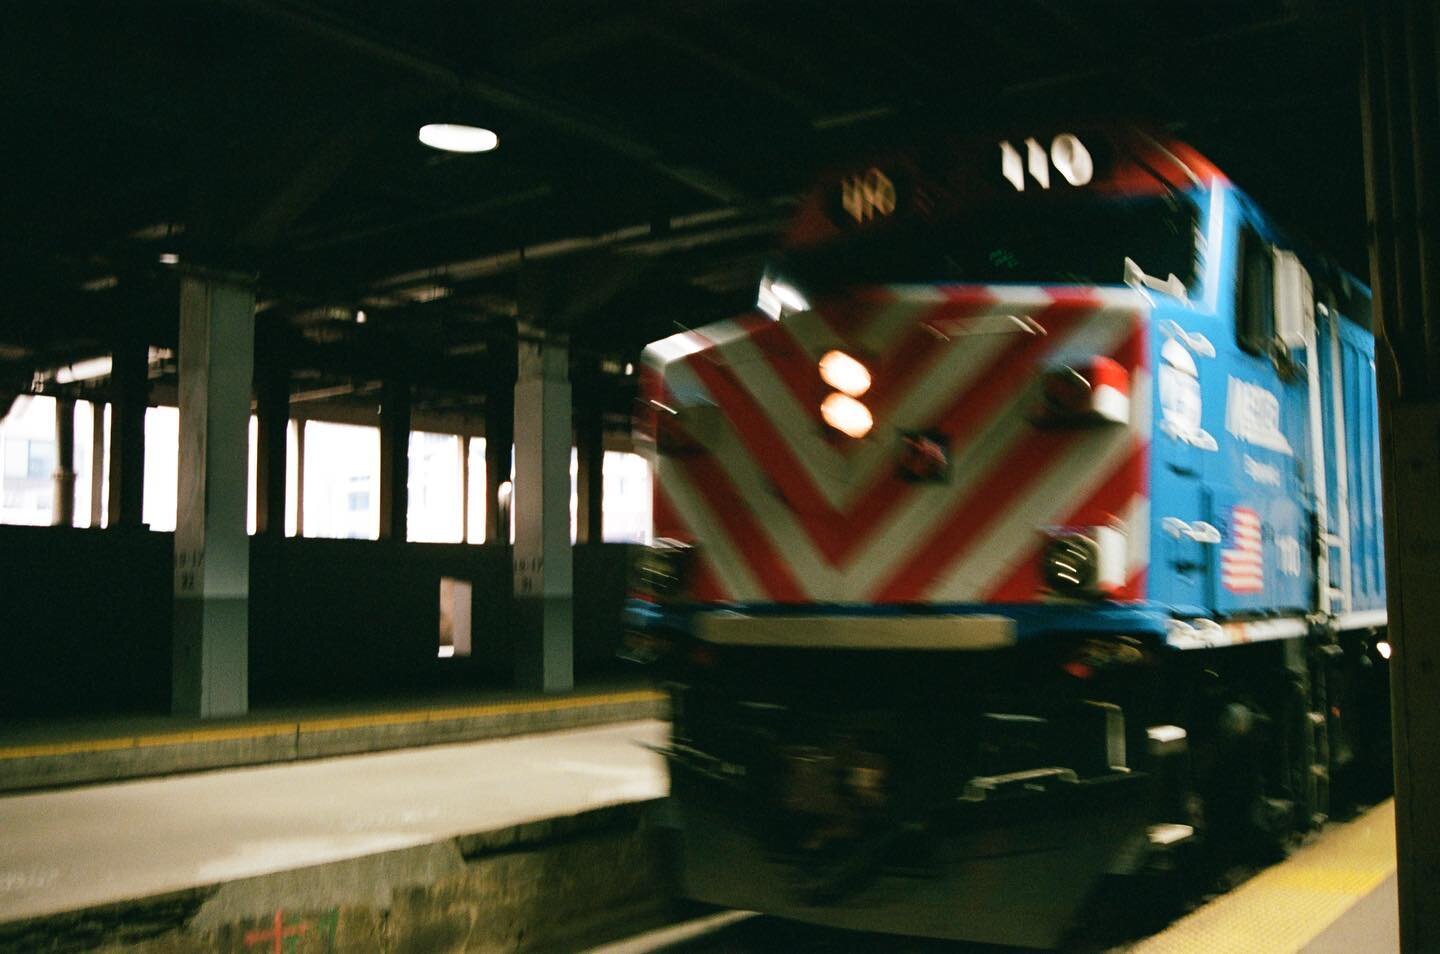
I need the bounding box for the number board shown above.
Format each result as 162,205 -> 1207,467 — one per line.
826,166 -> 919,229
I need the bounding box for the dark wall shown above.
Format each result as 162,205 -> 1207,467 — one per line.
0,526 -> 173,716
0,525 -> 637,717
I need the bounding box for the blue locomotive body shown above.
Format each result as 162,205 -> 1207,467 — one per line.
625,129 -> 1389,948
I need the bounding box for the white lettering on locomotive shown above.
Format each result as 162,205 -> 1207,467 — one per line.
1225,376 -> 1293,456
840,167 -> 897,223
999,134 -> 1094,192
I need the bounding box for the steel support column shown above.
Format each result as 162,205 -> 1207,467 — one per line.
485,318 -> 517,543
575,391 -> 604,545
51,397 -> 75,527
512,330 -> 573,692
253,359 -> 288,538
378,379 -> 411,541
106,339 -> 147,528
88,400 -> 105,526
172,272 -> 255,717
1361,1 -> 1440,948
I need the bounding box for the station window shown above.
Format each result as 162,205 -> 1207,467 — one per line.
142,406 -> 179,531
1237,224 -> 1275,355
0,396 -> 59,526
302,421 -> 381,539
602,450 -> 652,544
407,431 -> 464,543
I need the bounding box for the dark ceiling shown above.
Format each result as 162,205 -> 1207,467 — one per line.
0,0 -> 1368,416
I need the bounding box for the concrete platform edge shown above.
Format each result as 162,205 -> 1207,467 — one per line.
0,691 -> 668,793
0,798 -> 673,954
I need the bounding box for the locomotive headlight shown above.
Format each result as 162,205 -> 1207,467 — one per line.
1044,533 -> 1099,592
1042,525 -> 1126,597
818,350 -> 872,396
631,538 -> 695,600
821,392 -> 873,438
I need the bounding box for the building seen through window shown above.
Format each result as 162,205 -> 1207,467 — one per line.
0,400 -> 651,542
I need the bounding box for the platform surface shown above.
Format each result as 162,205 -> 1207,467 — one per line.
1133,799 -> 1397,954
0,719 -> 668,924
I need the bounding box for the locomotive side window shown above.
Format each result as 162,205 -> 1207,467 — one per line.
1237,224 -> 1275,355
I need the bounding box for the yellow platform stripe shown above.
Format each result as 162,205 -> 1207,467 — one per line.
0,689 -> 665,760
1131,800 -> 1396,954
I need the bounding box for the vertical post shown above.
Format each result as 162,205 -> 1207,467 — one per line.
295,418 -> 307,537
107,339 -> 148,528
51,397 -> 76,527
460,435 -> 471,542
378,379 -> 411,541
1362,0 -> 1440,947
575,402 -> 604,545
512,329 -> 573,692
172,272 -> 255,718
89,400 -> 105,527
485,318 -> 517,544
254,360 -> 288,538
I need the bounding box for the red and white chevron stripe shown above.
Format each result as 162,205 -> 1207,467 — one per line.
640,284 -> 1152,605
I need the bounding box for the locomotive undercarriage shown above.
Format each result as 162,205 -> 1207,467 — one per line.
657,627 -> 1391,947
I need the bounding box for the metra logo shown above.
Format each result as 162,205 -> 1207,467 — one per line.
1225,377 -> 1293,456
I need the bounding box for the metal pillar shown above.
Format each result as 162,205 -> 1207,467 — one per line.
172,273 -> 255,717
575,401 -> 604,545
88,400 -> 105,526
51,397 -> 75,527
460,435 -> 471,541
378,379 -> 411,541
512,330 -> 573,692
254,360 -> 288,537
485,318 -> 517,544
1361,1 -> 1440,948
106,339 -> 148,528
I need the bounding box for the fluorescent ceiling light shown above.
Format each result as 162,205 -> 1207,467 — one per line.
55,357 -> 113,384
418,123 -> 499,153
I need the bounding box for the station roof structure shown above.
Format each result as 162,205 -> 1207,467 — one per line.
0,0 -> 1365,419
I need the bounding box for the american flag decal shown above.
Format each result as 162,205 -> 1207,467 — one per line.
1221,506 -> 1264,594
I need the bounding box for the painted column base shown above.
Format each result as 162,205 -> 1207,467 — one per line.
173,597 -> 249,717
514,597 -> 574,693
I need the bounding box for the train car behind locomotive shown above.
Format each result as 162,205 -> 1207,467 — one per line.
622,127 -> 1390,948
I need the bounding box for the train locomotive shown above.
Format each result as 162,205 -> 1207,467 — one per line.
622,127 -> 1389,948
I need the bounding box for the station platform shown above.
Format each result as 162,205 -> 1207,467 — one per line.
1133,799 -> 1398,954
0,719 -> 672,952
0,680 -> 666,793
0,701 -> 1398,953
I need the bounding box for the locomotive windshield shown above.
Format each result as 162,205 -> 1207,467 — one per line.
779,192 -> 1199,293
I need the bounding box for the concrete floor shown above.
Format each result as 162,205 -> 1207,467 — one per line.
0,719 -> 668,923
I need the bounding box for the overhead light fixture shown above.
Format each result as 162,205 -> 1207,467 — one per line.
355,309 -> 367,324
818,350 -> 871,396
54,357 -> 114,384
159,252 -> 180,265
418,123 -> 499,153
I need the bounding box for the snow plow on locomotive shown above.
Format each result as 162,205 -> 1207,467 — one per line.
622,127 -> 1390,948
